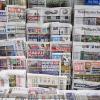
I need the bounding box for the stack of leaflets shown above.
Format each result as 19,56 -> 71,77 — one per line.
73,5 -> 100,90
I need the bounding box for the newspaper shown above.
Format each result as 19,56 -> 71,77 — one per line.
0,39 -> 25,56
43,7 -> 71,23
0,70 -> 26,88
27,8 -> 43,23
74,5 -> 100,25
27,59 -> 61,75
73,60 -> 100,75
28,0 -> 45,8
27,73 -> 68,90
26,42 -> 50,59
51,42 -> 71,53
52,53 -> 71,75
74,74 -> 100,82
6,5 -> 26,22
46,0 -> 70,7
26,23 -> 50,41
27,7 -> 71,23
0,10 -> 6,22
6,22 -> 26,39
51,35 -> 70,42
73,79 -> 100,90
50,22 -> 72,35
73,42 -> 100,60
0,22 -> 7,40
7,87 -> 28,98
73,25 -> 100,35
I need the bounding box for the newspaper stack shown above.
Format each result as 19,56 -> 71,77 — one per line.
72,5 -> 100,90
0,87 -> 100,99
26,1 -> 72,90
0,4 -> 27,89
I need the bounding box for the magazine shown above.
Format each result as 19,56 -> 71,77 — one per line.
27,59 -> 61,75
6,5 -> 26,22
27,42 -> 50,59
27,73 -> 68,90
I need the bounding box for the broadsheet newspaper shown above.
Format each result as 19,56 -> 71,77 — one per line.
26,42 -> 50,59
0,70 -> 26,88
73,5 -> 100,90
74,5 -> 100,25
27,59 -> 61,75
26,23 -> 50,42
27,73 -> 68,90
6,5 -> 26,23
27,7 -> 71,23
